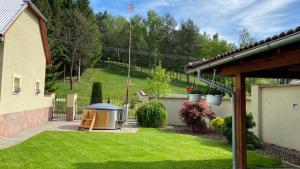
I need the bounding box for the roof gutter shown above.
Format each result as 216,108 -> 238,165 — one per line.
28,2 -> 47,22
187,32 -> 300,74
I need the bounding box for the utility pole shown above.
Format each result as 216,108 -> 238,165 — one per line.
124,2 -> 134,124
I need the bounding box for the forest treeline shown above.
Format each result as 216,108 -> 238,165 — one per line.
33,0 -> 259,92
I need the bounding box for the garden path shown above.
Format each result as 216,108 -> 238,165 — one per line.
0,121 -> 138,149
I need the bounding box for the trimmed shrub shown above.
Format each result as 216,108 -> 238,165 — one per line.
179,100 -> 215,133
210,117 -> 224,134
222,112 -> 261,149
90,82 -> 103,104
136,101 -> 167,128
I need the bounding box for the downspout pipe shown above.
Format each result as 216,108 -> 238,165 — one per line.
197,69 -> 237,169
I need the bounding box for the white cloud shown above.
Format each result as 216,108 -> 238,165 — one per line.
137,0 -> 298,43
92,0 -> 300,44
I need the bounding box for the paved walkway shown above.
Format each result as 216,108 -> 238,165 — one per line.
0,121 -> 138,149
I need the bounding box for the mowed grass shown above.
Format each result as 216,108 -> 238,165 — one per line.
0,129 -> 280,169
55,62 -> 194,98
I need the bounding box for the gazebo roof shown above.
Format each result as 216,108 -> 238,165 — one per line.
187,25 -> 300,78
186,25 -> 300,169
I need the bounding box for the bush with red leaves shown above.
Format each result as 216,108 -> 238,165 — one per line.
179,100 -> 216,133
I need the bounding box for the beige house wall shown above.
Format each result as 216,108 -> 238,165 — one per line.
0,42 -> 3,95
0,8 -> 52,114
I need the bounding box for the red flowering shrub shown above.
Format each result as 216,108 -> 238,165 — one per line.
179,100 -> 216,133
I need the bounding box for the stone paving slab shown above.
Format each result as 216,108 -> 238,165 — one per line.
0,121 -> 138,149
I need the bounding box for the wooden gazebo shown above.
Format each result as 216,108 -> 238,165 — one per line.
187,26 -> 300,169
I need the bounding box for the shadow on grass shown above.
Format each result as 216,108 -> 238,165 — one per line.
74,159 -> 232,169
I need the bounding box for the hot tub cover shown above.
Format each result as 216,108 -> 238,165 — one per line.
83,103 -> 123,110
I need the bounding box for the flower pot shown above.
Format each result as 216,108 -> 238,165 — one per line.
188,94 -> 201,103
206,94 -> 223,106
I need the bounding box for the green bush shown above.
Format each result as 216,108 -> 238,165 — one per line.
222,112 -> 261,149
136,101 -> 167,128
210,117 -> 224,134
179,101 -> 215,133
90,82 -> 103,104
147,65 -> 172,97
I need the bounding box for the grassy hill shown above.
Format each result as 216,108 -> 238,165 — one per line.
55,62 -> 194,99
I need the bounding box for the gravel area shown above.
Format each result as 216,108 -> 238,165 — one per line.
258,143 -> 300,167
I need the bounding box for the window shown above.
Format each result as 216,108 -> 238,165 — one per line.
12,74 -> 21,94
35,80 -> 41,95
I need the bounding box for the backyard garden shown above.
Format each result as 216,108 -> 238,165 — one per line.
0,128 -> 281,169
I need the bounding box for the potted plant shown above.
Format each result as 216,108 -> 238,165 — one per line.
205,87 -> 225,106
186,82 -> 202,103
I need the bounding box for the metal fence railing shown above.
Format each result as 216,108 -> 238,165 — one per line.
53,97 -> 67,120
75,97 -> 142,121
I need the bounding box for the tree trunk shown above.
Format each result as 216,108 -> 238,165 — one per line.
77,57 -> 81,83
69,62 -> 73,90
69,54 -> 75,90
179,73 -> 181,80
176,72 -> 178,80
187,74 -> 190,83
63,64 -> 66,83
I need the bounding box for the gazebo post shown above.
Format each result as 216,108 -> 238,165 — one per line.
235,73 -> 247,169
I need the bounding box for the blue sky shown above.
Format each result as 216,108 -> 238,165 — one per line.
91,0 -> 300,45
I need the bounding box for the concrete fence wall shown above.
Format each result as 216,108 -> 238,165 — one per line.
251,85 -> 300,151
138,84 -> 300,151
152,95 -> 187,126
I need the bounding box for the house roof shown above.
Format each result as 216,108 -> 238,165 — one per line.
0,0 -> 47,35
0,0 -> 51,64
187,25 -> 300,71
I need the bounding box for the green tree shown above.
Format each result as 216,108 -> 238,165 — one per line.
76,0 -> 102,81
239,28 -> 256,48
131,15 -> 148,69
145,11 -> 163,68
239,28 -> 257,93
60,9 -> 91,90
147,65 -> 172,97
177,19 -> 199,82
160,13 -> 177,70
90,82 -> 103,104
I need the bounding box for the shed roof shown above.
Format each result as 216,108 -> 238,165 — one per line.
0,0 -> 46,35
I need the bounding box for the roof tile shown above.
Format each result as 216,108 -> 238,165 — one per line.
187,26 -> 300,69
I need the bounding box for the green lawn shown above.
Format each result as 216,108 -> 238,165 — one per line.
55,62 -> 194,98
0,129 -> 280,169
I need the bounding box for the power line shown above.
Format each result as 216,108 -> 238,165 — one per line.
102,46 -> 198,61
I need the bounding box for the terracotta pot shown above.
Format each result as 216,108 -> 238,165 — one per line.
206,94 -> 223,106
